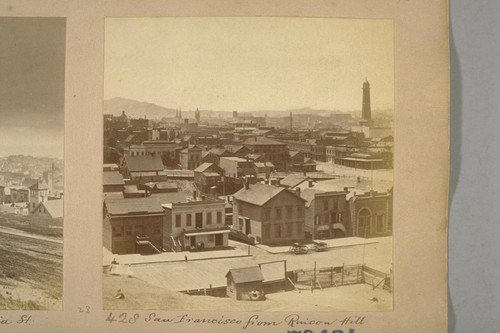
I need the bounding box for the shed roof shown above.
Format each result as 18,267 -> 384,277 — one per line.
225,266 -> 264,284
194,162 -> 214,172
280,174 -> 308,188
105,192 -> 188,215
39,199 -> 64,219
124,155 -> 164,172
103,171 -> 125,186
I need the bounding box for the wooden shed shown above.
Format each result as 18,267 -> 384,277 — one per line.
225,266 -> 265,301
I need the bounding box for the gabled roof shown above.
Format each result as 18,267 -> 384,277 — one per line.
124,154 -> 164,172
225,266 -> 264,284
22,178 -> 39,187
233,183 -> 304,206
38,199 -> 64,218
208,148 -> 231,156
29,181 -> 48,190
105,192 -> 188,216
225,145 -> 248,153
194,162 -> 215,173
103,171 -> 125,186
280,174 -> 309,188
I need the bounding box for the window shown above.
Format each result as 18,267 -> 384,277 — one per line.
175,214 -> 181,228
113,226 -> 123,237
207,212 -> 212,225
286,223 -> 293,237
125,226 -> 132,236
286,206 -> 293,219
323,200 -> 328,211
262,225 -> 270,239
376,214 -> 385,233
324,214 -> 329,224
186,213 -> 192,227
358,209 -> 371,236
275,207 -> 282,219
315,215 -> 320,225
333,200 -> 338,211
297,222 -> 303,235
337,213 -> 343,222
264,208 -> 271,221
275,224 -> 281,238
208,235 -> 215,243
217,211 -> 222,224
297,206 -> 303,218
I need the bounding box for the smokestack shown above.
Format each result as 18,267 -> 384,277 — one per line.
295,187 -> 301,196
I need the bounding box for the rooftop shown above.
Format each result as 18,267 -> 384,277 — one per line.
39,199 -> 64,219
225,266 -> 264,284
233,183 -> 287,206
105,192 -> 188,216
103,171 -> 125,186
280,174 -> 309,188
124,155 -> 164,172
243,137 -> 285,146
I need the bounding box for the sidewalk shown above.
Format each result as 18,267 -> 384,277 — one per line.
103,245 -> 251,266
256,237 -> 379,254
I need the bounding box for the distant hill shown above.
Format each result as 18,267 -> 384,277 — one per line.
104,97 -> 177,119
104,97 -> 392,120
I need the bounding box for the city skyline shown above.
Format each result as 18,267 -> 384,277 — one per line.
0,18 -> 65,158
105,17 -> 394,113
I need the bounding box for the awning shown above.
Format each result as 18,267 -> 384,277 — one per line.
333,223 -> 346,232
184,229 -> 231,237
316,225 -> 330,231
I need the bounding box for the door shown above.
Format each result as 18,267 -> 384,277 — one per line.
135,225 -> 144,237
215,233 -> 223,246
245,218 -> 251,234
195,212 -> 203,228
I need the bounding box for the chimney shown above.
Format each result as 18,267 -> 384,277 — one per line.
193,190 -> 197,200
308,180 -> 314,188
344,186 -> 349,192
290,112 -> 293,132
295,187 -> 301,196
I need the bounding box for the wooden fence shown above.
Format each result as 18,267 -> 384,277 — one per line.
291,264 -> 392,292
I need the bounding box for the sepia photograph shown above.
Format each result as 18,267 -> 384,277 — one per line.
0,17 -> 65,310
102,17 -> 394,312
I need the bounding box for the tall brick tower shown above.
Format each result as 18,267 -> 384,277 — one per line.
360,78 -> 374,126
195,108 -> 200,123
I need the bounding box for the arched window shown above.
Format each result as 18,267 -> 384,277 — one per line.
358,208 -> 372,237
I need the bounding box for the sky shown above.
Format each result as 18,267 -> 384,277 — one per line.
0,18 -> 65,158
105,17 -> 394,113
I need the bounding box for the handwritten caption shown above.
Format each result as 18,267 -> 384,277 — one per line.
0,314 -> 33,326
105,312 -> 365,331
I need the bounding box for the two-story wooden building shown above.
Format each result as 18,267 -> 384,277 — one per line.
232,183 -> 306,245
162,196 -> 228,252
103,192 -> 188,254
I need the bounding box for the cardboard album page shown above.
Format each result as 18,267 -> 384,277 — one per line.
0,0 -> 448,332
